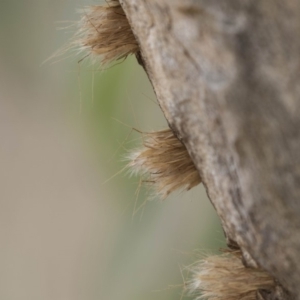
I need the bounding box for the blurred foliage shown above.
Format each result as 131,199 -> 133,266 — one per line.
0,1 -> 225,300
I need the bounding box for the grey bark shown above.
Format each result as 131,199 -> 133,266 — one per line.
120,0 -> 300,299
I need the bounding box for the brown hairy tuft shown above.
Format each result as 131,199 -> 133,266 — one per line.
76,0 -> 138,65
190,250 -> 275,300
127,128 -> 202,199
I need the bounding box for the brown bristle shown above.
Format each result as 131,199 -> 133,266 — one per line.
127,128 -> 202,199
190,250 -> 275,300
76,0 -> 138,65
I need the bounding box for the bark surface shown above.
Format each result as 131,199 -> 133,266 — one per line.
120,0 -> 300,298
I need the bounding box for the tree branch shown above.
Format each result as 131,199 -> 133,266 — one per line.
120,0 -> 300,298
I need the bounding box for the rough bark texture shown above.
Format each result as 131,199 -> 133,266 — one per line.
119,0 -> 300,299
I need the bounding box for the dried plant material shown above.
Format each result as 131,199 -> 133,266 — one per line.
190,250 -> 275,300
77,0 -> 139,65
127,128 -> 202,199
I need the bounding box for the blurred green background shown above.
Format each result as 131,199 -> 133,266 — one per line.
0,1 -> 225,299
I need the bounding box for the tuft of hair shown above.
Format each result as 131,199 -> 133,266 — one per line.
76,0 -> 139,65
189,250 -> 275,300
127,128 -> 202,199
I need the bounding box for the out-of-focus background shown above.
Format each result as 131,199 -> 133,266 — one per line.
0,1 -> 225,299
